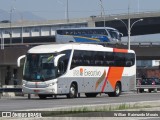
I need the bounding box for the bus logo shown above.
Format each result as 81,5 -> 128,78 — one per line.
73,68 -> 84,76
80,68 -> 83,76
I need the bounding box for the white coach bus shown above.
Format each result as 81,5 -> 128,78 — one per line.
17,43 -> 136,99
55,27 -> 122,43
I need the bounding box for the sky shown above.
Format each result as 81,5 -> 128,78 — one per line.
0,0 -> 160,20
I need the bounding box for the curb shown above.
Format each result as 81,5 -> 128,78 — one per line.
23,100 -> 160,112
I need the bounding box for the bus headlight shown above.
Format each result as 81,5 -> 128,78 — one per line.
47,82 -> 56,87
22,80 -> 26,86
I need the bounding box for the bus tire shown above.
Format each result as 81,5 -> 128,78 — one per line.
67,83 -> 77,98
149,89 -> 153,93
85,93 -> 98,98
38,94 -> 47,99
108,82 -> 121,97
139,89 -> 144,93
69,41 -> 74,42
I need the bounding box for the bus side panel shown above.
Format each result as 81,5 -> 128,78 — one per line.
83,77 -> 113,93
56,35 -> 75,43
56,65 -> 136,94
56,77 -> 71,94
120,75 -> 136,91
93,75 -> 136,93
56,77 -> 118,94
121,66 -> 136,91
56,77 -> 85,94
56,77 -> 115,94
83,66 -> 136,93
56,76 -> 136,95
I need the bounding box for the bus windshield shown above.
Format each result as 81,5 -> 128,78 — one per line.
23,53 -> 58,81
107,29 -> 121,41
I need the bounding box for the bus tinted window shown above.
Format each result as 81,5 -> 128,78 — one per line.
57,30 -> 62,35
107,29 -> 119,39
57,29 -> 108,36
71,50 -> 135,69
114,53 -> 126,66
125,53 -> 135,67
58,50 -> 71,75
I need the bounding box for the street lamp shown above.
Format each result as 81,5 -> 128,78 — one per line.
57,0 -> 69,23
66,0 -> 69,23
0,32 -> 4,50
16,11 -> 24,43
9,7 -> 15,45
99,0 -> 105,27
114,18 -> 143,50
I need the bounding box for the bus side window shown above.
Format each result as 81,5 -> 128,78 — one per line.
104,52 -> 114,66
84,60 -> 90,66
125,53 -> 135,67
58,61 -> 65,75
126,61 -> 133,67
57,30 -> 62,35
57,50 -> 71,74
108,61 -> 114,66
71,51 -> 83,68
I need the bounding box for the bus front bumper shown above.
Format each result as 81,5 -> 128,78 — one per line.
22,86 -> 57,94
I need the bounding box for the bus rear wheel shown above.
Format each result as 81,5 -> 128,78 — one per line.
85,93 -> 98,97
108,82 -> 121,97
67,83 -> 77,98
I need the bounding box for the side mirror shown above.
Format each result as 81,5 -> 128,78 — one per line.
17,55 -> 26,67
120,33 -> 123,37
54,54 -> 65,67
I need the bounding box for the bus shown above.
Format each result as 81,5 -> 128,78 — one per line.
55,27 -> 122,43
17,43 -> 136,99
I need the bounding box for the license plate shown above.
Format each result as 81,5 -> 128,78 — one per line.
34,90 -> 40,93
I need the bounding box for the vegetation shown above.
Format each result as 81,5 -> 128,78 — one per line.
42,103 -> 155,117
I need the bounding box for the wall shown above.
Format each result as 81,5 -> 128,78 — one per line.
137,68 -> 160,79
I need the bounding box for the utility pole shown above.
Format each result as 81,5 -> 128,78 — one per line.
99,0 -> 105,27
1,32 -> 4,50
66,0 -> 69,23
9,7 -> 15,45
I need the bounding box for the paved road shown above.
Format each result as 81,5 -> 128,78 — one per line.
0,92 -> 160,111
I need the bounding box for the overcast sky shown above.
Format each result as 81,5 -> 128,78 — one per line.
1,0 -> 160,20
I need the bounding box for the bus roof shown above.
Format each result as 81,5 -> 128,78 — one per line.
56,27 -> 118,31
28,43 -> 135,54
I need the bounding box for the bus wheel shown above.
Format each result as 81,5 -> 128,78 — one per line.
67,83 -> 77,98
139,89 -> 144,93
69,41 -> 74,42
108,82 -> 121,97
38,94 -> 47,99
85,93 -> 98,97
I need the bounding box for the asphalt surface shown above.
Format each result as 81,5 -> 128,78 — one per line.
0,92 -> 160,111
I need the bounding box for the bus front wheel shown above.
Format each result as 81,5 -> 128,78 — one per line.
108,82 -> 121,97
67,83 -> 77,98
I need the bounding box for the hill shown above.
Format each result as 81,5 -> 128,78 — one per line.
0,9 -> 45,22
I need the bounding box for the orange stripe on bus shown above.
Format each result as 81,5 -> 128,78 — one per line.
113,48 -> 128,53
101,67 -> 124,92
101,79 -> 108,92
107,67 -> 124,90
95,70 -> 106,90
